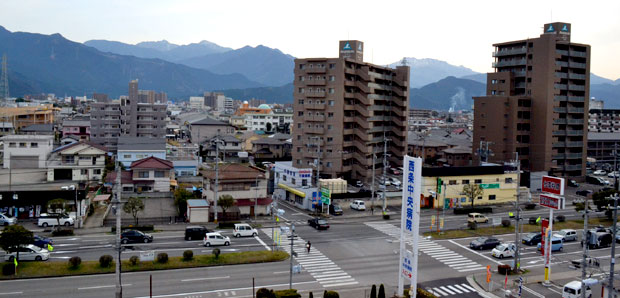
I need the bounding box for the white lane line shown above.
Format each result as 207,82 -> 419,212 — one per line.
449,262 -> 477,267
322,281 -> 359,287
313,272 -> 350,278
461,284 -> 476,291
52,250 -> 77,254
273,271 -> 289,274
79,284 -> 132,290
522,285 -> 546,298
254,235 -> 271,251
435,255 -> 464,260
454,264 -> 485,269
78,244 -> 113,249
443,259 -> 476,265
0,292 -> 23,296
181,276 -> 230,282
315,275 -> 352,281
319,278 -> 355,284
458,266 -> 487,272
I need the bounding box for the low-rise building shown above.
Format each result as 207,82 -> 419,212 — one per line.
440,146 -> 472,167
62,119 -> 91,141
189,118 -> 235,143
251,137 -> 292,159
273,161 -> 317,210
420,165 -> 518,209
117,137 -> 166,168
202,135 -> 243,161
1,135 -> 54,169
47,142 -> 107,182
130,156 -> 175,193
587,132 -> 620,166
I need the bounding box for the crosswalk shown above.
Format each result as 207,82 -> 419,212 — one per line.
261,228 -> 358,288
425,283 -> 477,297
365,222 -> 486,272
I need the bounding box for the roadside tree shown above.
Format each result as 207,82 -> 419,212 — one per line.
0,225 -> 34,261
123,197 -> 145,225
218,194 -> 235,221
462,184 -> 484,208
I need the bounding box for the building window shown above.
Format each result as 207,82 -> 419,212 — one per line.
80,169 -> 88,175
328,100 -> 335,106
329,76 -> 335,81
138,171 -> 149,178
329,88 -> 335,94
329,63 -> 335,69
298,99 -> 304,104
291,178 -> 296,184
505,177 -> 513,184
30,142 -> 38,148
327,137 -> 333,142
299,76 -> 304,81
155,171 -> 165,178
489,195 -> 496,200
123,154 -> 131,159
475,179 -> 482,184
326,162 -> 332,168
299,64 -> 305,70
302,179 -> 307,186
297,123 -> 302,129
8,142 -> 15,148
94,169 -> 101,175
328,113 -> 334,118
63,156 -> 75,164
298,111 -> 303,116
477,196 -> 483,200
449,180 -> 457,185
19,143 -> 26,148
327,125 -> 333,130
298,88 -> 304,94
462,180 -> 469,184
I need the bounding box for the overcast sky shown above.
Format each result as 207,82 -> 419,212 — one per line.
1,0 -> 619,80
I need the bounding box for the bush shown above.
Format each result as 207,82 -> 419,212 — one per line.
498,264 -> 511,275
454,207 -> 493,215
467,221 -> 477,230
2,263 -> 15,275
99,255 -> 113,268
370,285 -> 377,298
256,288 -> 276,298
309,292 -> 313,298
382,214 -> 390,220
378,284 -> 385,298
183,250 -> 194,261
52,228 -> 74,236
111,225 -> 154,233
274,289 -> 301,298
129,255 -> 139,266
501,219 -> 511,227
525,203 -> 536,210
416,287 -> 437,298
323,290 -> 339,298
68,256 -> 81,268
556,215 -> 566,222
157,253 -> 169,264
213,248 -> 221,259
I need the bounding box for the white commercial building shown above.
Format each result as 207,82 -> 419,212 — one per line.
1,135 -> 54,169
273,161 -> 317,210
189,96 -> 205,110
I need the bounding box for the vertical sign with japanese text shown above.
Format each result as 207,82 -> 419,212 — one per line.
399,156 -> 422,297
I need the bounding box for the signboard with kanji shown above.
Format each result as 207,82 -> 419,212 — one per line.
542,176 -> 565,196
540,194 -> 565,210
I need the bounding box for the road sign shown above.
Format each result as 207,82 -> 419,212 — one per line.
542,175 -> 565,196
401,249 -> 413,279
140,250 -> 155,261
540,194 -> 565,210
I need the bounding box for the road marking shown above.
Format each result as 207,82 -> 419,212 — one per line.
522,285 -> 546,298
79,284 -> 132,290
78,244 -> 113,249
448,262 -> 477,267
439,286 -> 455,295
313,272 -> 350,278
446,285 -> 463,294
448,240 -> 502,265
272,271 -> 289,274
254,235 -> 270,251
181,276 -> 230,282
322,281 -> 359,288
443,259 -> 475,265
458,266 -> 487,272
0,292 -> 22,295
52,250 -> 77,254
133,280 -> 318,297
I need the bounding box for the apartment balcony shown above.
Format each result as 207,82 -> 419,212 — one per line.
568,85 -> 585,91
568,96 -> 585,102
304,115 -> 325,122
306,67 -> 326,74
553,153 -> 582,159
555,72 -> 568,79
569,73 -> 586,80
343,129 -> 354,135
369,126 -> 386,133
493,59 -> 527,68
556,49 -> 569,56
567,119 -> 584,125
515,82 -> 526,88
307,103 -> 326,110
306,79 -> 326,86
368,94 -> 390,101
353,140 -> 372,154
553,119 -> 567,125
354,92 -> 371,105
369,72 -> 393,80
306,91 -> 326,98
302,151 -> 319,159
354,117 -> 370,129
354,128 -> 372,142
392,87 -> 406,98
570,51 -> 587,58
369,105 -> 391,111
568,107 -> 585,113
355,81 -> 370,93
354,104 -> 371,118
554,84 -> 568,89
552,142 -> 565,147
556,61 -> 569,67
553,107 -> 567,113
569,62 -> 586,69
368,116 -> 384,122
566,142 -> 584,147
344,116 -> 354,123
368,82 -> 392,91
563,165 -> 582,171
552,130 -> 584,136
493,48 -> 527,57
357,69 -> 370,81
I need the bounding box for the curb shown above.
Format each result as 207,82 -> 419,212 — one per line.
466,275 -> 502,298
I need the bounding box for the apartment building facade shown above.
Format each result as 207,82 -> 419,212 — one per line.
473,23 -> 590,179
90,80 -> 167,151
292,40 -> 409,183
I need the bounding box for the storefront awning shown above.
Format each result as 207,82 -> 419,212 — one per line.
277,183 -> 305,198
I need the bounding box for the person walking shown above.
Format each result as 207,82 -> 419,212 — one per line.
370,205 -> 374,215
306,241 -> 311,253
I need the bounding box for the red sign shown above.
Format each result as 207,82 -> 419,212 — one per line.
540,194 -> 564,210
542,176 -> 564,196
541,219 -> 549,256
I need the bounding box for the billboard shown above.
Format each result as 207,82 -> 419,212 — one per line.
399,156 -> 422,296
542,176 -> 564,196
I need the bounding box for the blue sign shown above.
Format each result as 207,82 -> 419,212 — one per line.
343,42 -> 352,50
561,24 -> 569,32
358,43 -> 362,51
546,24 -> 555,32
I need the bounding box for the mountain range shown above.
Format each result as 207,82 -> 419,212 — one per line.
1,25 -> 619,110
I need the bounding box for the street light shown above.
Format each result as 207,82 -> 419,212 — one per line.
254,174 -> 264,221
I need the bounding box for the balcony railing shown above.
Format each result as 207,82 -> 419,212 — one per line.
556,61 -> 568,67
492,48 -> 527,57
569,73 -> 586,80
493,59 -> 527,68
569,51 -> 587,58
568,85 -> 585,91
569,62 -> 586,69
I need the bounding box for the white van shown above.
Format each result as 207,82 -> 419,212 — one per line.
562,281 -> 591,298
203,232 -> 231,247
467,213 -> 489,224
37,213 -> 74,227
233,223 -> 258,237
350,200 -> 366,211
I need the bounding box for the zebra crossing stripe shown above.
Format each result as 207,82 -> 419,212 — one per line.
446,285 -> 463,294
439,286 -> 455,295
460,283 -> 476,291
432,287 -> 448,296
453,284 -> 470,293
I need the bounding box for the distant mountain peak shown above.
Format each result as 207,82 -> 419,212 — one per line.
136,40 -> 179,51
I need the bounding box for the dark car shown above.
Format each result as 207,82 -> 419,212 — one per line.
308,218 -> 330,230
469,237 -> 500,250
568,180 -> 579,187
522,232 -> 542,245
576,190 -> 593,197
121,230 -> 153,244
32,235 -> 53,248
185,226 -> 209,241
329,204 -> 343,215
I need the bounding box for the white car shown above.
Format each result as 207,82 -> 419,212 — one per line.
350,200 -> 366,211
233,223 -> 258,237
4,244 -> 50,262
0,213 -> 17,226
203,232 -> 230,247
555,229 -> 578,242
491,243 -> 516,259
37,213 -> 74,227
390,178 -> 402,187
608,172 -> 619,178
594,170 -> 607,176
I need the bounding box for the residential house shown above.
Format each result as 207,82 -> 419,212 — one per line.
117,137 -> 166,168
189,117 -> 235,144
20,124 -> 54,135
252,137 -> 292,159
62,119 -> 91,141
1,135 -> 54,169
47,142 -> 106,182
201,164 -> 270,218
130,156 -> 174,193
439,146 -> 472,167
202,135 -> 243,161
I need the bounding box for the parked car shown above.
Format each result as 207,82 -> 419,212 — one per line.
576,190 -> 593,197
467,213 -> 488,224
203,232 -> 230,247
37,213 -> 74,227
522,232 -> 542,245
32,235 -> 53,248
355,180 -> 364,188
491,243 -> 516,259
555,229 -> 578,242
567,180 -> 579,187
350,200 -> 366,211
562,281 -> 592,298
121,230 -> 153,244
0,213 -> 17,226
594,170 -> 607,176
233,223 -> 258,237
185,226 -> 209,241
308,218 -> 330,230
469,237 -> 500,250
586,175 -> 606,186
4,244 -> 49,262
537,237 -> 564,252
582,230 -> 612,249
329,204 -> 343,215
609,171 -> 620,178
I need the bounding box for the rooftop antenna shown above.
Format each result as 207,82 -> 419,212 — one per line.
400,57 -> 408,66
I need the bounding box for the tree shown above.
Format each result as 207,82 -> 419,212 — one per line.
47,198 -> 68,229
370,285 -> 377,298
462,184 -> 484,208
123,197 -> 145,225
174,188 -> 195,216
218,194 -> 235,220
378,284 -> 385,298
0,225 -> 34,261
265,122 -> 272,132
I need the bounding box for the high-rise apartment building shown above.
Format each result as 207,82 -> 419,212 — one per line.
473,23 -> 590,178
91,80 -> 167,151
292,40 -> 409,182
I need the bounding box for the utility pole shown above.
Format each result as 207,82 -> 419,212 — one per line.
372,151 -> 376,211
608,195 -> 618,298
513,153 -> 521,272
382,133 -> 390,211
289,224 -> 295,289
211,136 -> 224,223
114,160 -> 122,298
581,198 -> 589,298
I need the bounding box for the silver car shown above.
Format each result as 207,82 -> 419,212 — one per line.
0,213 -> 17,226
4,244 -> 50,262
555,229 -> 578,242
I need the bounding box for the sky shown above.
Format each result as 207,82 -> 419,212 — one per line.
1,0 -> 619,80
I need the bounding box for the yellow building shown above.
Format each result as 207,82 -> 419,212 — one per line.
420,165 -> 518,209
0,104 -> 57,130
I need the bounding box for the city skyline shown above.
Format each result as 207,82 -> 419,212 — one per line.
0,0 -> 619,80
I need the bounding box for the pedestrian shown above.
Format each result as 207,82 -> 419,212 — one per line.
306,241 -> 311,253
370,205 -> 374,215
